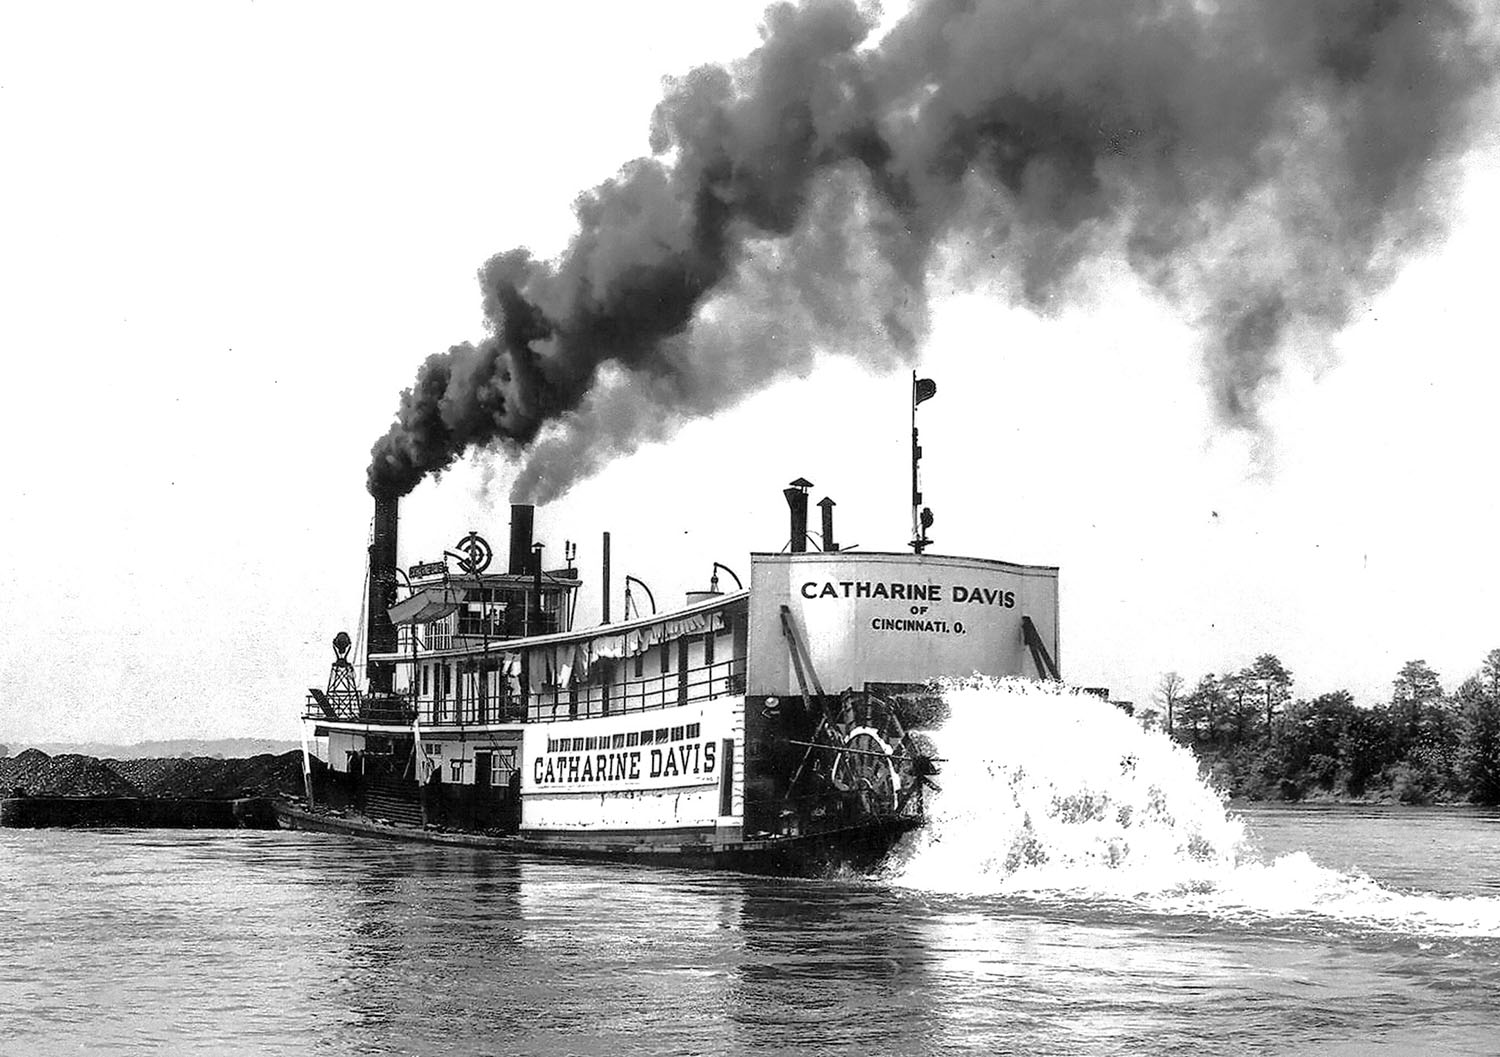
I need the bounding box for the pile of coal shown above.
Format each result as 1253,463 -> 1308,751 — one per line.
0,750 -> 305,800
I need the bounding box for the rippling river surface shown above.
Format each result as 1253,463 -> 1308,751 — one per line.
3,806 -> 1499,1056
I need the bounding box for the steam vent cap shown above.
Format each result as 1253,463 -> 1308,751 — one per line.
788,477 -> 812,491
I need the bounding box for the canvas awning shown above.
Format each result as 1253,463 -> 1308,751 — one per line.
387,586 -> 466,625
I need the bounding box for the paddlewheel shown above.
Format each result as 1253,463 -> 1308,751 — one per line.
803,690 -> 939,819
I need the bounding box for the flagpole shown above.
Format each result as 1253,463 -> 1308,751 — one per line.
911,371 -> 918,549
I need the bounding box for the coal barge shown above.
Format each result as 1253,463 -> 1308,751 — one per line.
287,390 -> 1061,873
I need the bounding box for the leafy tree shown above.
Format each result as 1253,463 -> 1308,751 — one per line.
1281,690 -> 1355,777
1386,661 -> 1460,794
1337,706 -> 1391,796
1415,693 -> 1463,794
1221,670 -> 1257,746
1458,650 -> 1500,804
1391,659 -> 1443,756
1179,674 -> 1228,745
1245,654 -> 1294,742
1154,672 -> 1185,740
1483,648 -> 1500,698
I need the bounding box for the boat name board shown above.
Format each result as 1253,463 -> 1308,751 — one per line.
748,554 -> 1060,694
799,580 -> 1016,608
532,739 -> 718,789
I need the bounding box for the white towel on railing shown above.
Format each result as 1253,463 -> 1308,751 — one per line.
555,643 -> 577,686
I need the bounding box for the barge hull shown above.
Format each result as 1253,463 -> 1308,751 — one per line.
272,801 -> 914,876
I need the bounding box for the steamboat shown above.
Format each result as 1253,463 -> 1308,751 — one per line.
284,384 -> 1062,873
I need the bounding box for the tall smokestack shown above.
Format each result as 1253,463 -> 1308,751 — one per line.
508,504 -> 535,575
601,531 -> 611,624
784,478 -> 811,554
366,496 -> 399,694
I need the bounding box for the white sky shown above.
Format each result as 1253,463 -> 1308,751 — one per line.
2,2 -> 1498,746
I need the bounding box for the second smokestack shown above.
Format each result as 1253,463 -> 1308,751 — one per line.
509,504 -> 535,574
784,478 -> 811,554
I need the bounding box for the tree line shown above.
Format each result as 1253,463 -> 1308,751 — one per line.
1138,650 -> 1500,805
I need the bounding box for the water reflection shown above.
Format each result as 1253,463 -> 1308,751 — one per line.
727,882 -> 941,1055
290,842 -> 946,1056
6,827 -> 1500,1057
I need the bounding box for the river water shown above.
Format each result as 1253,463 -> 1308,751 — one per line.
4,681 -> 1500,1055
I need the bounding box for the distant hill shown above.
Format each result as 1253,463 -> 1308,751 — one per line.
1,737 -> 301,761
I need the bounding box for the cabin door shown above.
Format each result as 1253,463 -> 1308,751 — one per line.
474,751 -> 492,788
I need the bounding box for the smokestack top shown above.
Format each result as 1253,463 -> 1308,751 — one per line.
508,503 -> 536,575
784,479 -> 810,554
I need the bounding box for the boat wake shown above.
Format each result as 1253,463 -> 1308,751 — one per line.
881,677 -> 1500,939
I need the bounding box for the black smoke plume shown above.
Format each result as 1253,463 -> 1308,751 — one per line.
368,0 -> 1494,501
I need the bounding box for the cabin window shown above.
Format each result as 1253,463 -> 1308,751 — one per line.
626,732 -> 639,747
450,759 -> 464,782
704,631 -> 715,667
656,727 -> 670,743
634,651 -> 644,678
612,733 -> 626,749
686,723 -> 700,739
660,643 -> 670,675
670,725 -> 685,742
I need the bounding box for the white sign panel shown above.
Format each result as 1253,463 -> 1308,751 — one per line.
521,701 -> 730,797
746,552 -> 1060,696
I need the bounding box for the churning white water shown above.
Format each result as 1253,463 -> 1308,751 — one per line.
884,677 -> 1500,938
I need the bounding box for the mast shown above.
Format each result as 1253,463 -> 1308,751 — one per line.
910,372 -> 936,554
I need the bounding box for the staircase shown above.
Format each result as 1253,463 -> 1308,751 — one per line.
362,777 -> 424,828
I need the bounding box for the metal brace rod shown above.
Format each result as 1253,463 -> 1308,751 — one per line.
783,738 -> 944,763
780,605 -> 834,792
1021,615 -> 1061,681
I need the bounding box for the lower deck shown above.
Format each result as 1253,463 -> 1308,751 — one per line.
272,799 -> 916,876
310,693 -> 747,840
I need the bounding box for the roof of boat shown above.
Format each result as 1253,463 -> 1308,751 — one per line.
369,588 -> 750,662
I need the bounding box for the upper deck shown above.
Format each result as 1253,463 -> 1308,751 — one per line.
308,546 -> 1061,732
307,588 -> 748,729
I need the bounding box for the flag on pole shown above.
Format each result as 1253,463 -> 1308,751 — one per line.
913,376 -> 937,406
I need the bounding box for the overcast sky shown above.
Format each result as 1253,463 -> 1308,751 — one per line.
3,1 -> 1498,747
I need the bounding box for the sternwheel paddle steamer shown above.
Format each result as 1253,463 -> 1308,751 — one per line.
282,385 -> 1061,874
